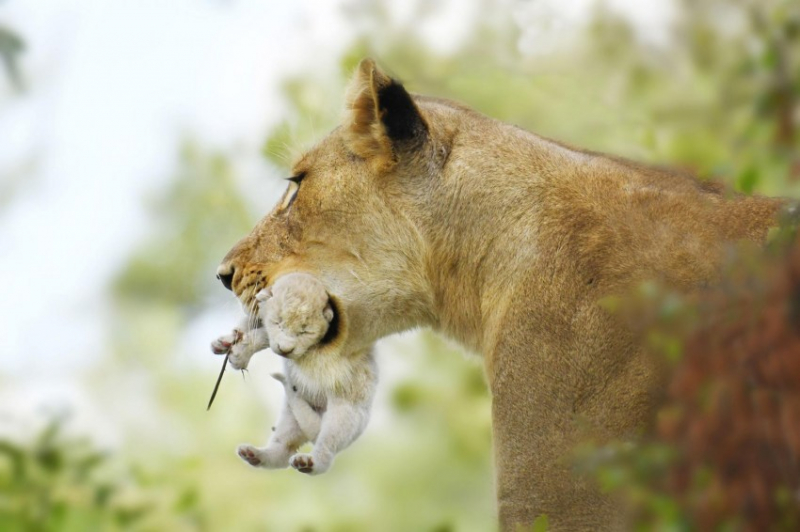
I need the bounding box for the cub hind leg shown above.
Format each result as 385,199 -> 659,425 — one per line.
237,394 -> 307,469
289,395 -> 371,476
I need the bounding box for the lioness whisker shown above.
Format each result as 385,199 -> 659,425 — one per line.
248,295 -> 262,333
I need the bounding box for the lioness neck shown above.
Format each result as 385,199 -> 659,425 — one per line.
411,102 -> 785,355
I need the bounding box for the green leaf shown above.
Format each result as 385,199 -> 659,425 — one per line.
531,514 -> 549,532
736,166 -> 759,194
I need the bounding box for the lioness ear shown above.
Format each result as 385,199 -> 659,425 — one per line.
344,58 -> 427,166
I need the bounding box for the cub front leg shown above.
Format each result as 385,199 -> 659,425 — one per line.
227,327 -> 268,370
210,320 -> 269,370
290,396 -> 369,475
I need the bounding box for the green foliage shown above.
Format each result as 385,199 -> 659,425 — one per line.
768,201 -> 800,251
530,514 -> 549,532
262,77 -> 345,167
573,442 -> 690,531
0,23 -> 25,91
0,416 -> 156,532
113,141 -> 255,310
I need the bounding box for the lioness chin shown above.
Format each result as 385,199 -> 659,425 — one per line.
216,59 -> 786,531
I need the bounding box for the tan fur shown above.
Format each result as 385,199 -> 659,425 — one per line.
217,59 -> 787,530
343,59 -> 398,170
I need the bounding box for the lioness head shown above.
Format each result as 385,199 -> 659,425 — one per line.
218,59 -> 462,352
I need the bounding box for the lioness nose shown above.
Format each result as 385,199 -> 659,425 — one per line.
216,264 -> 235,291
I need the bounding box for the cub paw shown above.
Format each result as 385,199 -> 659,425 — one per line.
289,453 -> 315,474
228,341 -> 255,370
211,329 -> 244,355
210,338 -> 231,355
211,335 -> 234,355
237,444 -> 263,467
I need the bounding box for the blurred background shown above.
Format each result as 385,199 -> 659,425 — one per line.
1,0 -> 798,530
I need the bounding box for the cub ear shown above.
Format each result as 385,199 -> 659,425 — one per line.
270,372 -> 286,385
323,302 -> 334,323
344,58 -> 427,167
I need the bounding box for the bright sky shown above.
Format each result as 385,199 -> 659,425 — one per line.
0,0 -> 347,375
0,0 -> 674,430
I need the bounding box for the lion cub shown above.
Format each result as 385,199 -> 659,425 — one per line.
215,272 -> 378,475
209,273 -> 334,370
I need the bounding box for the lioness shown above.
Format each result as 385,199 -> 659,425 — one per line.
216,59 -> 785,530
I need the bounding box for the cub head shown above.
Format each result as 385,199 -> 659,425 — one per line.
218,59 -> 460,352
258,272 -> 334,358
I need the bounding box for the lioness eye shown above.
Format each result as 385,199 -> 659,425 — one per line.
286,174 -> 305,185
279,173 -> 305,211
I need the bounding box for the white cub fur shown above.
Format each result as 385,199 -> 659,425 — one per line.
237,348 -> 377,475
236,272 -> 378,475
259,272 -> 335,358
210,320 -> 268,370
